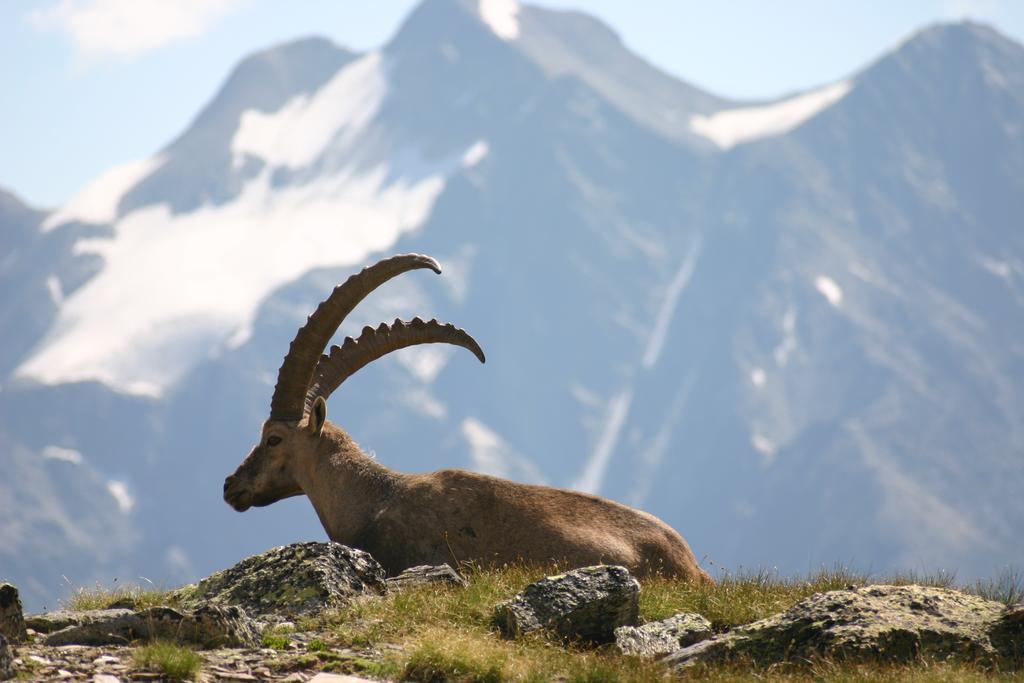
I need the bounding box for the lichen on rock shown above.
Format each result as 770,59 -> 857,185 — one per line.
171,542 -> 387,619
666,584 -> 1020,670
494,565 -> 640,643
615,612 -> 713,657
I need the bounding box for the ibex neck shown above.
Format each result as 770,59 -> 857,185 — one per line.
294,421 -> 401,544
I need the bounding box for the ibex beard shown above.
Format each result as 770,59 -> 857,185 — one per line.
224,253 -> 711,582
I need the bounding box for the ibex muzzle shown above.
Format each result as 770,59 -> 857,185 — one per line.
224,253 -> 710,582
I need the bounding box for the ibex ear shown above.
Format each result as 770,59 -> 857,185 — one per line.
309,396 -> 327,436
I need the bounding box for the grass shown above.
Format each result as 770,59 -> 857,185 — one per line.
62,580 -> 176,611
132,641 -> 202,681
261,631 -> 292,650
972,567 -> 1024,606
47,564 -> 1023,682
313,563 -> 1023,682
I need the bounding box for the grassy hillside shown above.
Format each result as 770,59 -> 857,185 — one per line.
46,564 -> 1023,682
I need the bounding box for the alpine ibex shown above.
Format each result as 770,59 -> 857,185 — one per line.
224,254 -> 710,581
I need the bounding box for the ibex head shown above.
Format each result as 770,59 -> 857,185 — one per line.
223,253 -> 485,512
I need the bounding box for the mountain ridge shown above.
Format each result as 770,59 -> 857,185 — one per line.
1,4 -> 1021,612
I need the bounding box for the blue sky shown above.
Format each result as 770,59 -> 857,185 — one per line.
2,0 -> 1023,209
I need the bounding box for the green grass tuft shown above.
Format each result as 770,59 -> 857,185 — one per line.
62,581 -> 175,611
132,641 -> 202,681
261,632 -> 291,650
307,638 -> 329,652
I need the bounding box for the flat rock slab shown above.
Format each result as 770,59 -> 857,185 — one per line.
667,584 -> 1023,670
615,612 -> 713,657
172,542 -> 387,619
386,564 -> 467,591
43,604 -> 259,649
494,565 -> 640,644
25,609 -> 135,635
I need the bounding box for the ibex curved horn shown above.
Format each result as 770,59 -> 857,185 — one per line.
269,253 -> 441,421
304,317 -> 485,413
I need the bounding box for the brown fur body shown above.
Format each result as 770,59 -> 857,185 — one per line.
225,414 -> 710,582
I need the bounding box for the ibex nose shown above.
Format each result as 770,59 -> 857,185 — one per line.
223,476 -> 234,494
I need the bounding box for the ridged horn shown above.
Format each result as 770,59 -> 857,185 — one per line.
269,254 -> 442,421
304,317 -> 485,412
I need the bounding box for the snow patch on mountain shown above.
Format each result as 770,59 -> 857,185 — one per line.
232,52 -> 386,169
478,0 -> 520,41
815,275 -> 843,307
643,235 -> 701,369
461,417 -> 544,482
106,480 -> 135,514
461,140 -> 489,167
690,81 -> 852,149
41,445 -> 83,465
42,156 -> 166,232
17,151 -> 463,395
395,345 -> 452,383
46,275 -> 64,304
574,388 -> 633,494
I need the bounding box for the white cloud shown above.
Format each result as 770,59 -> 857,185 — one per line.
30,0 -> 245,59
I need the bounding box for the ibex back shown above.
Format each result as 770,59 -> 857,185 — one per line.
224,254 -> 710,582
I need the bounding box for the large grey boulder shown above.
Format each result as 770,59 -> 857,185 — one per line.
614,612 -> 713,657
493,565 -> 640,643
0,634 -> 12,681
44,604 -> 259,648
0,584 -> 26,643
171,542 -> 387,619
667,584 -> 1023,670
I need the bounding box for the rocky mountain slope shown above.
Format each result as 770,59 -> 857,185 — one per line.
1,0 -> 1021,610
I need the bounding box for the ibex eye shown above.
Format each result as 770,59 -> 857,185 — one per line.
266,436 -> 282,447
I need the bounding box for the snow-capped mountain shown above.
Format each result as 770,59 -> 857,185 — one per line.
2,0 -> 1022,610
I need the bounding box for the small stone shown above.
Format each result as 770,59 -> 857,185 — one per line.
92,675 -> 122,683
614,612 -> 713,657
0,584 -> 27,643
92,654 -> 120,665
493,565 -> 640,643
307,674 -> 376,682
386,564 -> 467,591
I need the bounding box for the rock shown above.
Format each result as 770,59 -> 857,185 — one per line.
172,542 -> 387,619
989,602 -> 1024,667
44,604 -> 259,648
91,675 -> 120,683
386,564 -> 467,591
493,565 -> 640,643
0,634 -> 13,680
614,612 -> 713,657
308,674 -> 377,682
0,584 -> 26,644
666,584 -> 1016,670
25,609 -> 135,635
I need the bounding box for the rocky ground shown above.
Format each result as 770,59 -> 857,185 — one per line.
1,543 -> 1022,681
